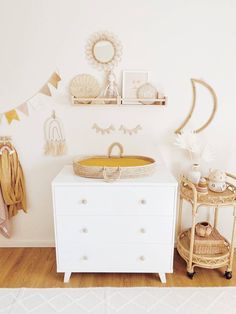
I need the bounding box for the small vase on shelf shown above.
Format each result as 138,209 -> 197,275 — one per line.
187,163 -> 201,185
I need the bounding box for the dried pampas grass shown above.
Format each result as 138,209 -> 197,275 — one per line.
174,129 -> 214,163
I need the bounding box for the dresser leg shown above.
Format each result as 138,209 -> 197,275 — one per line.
64,272 -> 72,283
159,273 -> 166,283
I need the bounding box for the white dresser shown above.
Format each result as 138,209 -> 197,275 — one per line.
52,164 -> 177,283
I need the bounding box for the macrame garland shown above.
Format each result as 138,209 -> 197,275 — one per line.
44,111 -> 67,156
92,123 -> 115,135
119,124 -> 142,135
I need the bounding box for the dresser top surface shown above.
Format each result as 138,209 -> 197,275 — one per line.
52,165 -> 177,186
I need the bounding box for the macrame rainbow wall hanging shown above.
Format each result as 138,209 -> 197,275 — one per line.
44,111 -> 67,156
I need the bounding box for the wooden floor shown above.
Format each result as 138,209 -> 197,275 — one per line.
0,248 -> 236,288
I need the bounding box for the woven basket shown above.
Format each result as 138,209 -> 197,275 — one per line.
195,222 -> 213,237
187,228 -> 229,255
73,142 -> 156,182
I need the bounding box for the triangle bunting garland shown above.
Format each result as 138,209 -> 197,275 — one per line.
39,84 -> 52,97
48,72 -> 61,88
17,102 -> 29,116
5,110 -> 20,124
0,71 -> 61,125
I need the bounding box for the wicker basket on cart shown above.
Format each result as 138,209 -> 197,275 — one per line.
73,142 -> 156,182
187,228 -> 229,255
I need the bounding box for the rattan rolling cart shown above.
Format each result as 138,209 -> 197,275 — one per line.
177,173 -> 236,279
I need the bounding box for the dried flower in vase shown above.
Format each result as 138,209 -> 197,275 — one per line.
174,129 -> 214,164
200,144 -> 214,163
174,130 -> 200,161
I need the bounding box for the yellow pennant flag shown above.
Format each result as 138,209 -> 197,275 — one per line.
39,84 -> 52,96
48,72 -> 61,88
5,109 -> 20,124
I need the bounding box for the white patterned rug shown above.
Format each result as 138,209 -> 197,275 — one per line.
1,287 -> 236,314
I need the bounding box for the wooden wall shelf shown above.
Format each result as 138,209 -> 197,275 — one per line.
71,96 -> 167,106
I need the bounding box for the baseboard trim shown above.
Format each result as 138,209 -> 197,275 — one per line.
0,240 -> 55,248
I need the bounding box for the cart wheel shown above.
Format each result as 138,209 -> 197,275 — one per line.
224,271 -> 232,280
187,271 -> 195,279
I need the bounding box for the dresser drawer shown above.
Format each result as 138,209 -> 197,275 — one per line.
57,243 -> 173,273
56,215 -> 174,245
53,186 -> 175,215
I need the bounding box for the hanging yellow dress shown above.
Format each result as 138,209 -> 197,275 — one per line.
0,142 -> 27,217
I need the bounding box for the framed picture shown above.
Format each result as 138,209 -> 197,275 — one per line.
122,70 -> 149,104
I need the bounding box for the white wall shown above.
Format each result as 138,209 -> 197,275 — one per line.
0,0 -> 236,246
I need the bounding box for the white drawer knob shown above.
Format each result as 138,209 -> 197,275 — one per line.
140,199 -> 147,205
81,199 -> 87,205
140,228 -> 146,234
82,256 -> 88,261
82,228 -> 88,234
139,255 -> 146,261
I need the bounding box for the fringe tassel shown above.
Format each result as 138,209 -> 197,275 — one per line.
44,140 -> 67,156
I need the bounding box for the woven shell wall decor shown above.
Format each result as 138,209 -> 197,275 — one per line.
44,111 -> 67,156
70,74 -> 101,104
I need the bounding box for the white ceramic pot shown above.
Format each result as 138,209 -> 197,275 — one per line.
208,181 -> 227,193
208,169 -> 227,193
187,164 -> 201,185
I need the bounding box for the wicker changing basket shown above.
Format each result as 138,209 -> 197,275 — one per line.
73,142 -> 156,181
187,228 -> 229,255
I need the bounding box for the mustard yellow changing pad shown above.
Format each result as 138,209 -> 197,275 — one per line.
73,142 -> 156,181
79,156 -> 153,167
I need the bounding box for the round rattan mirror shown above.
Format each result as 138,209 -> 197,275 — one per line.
86,31 -> 122,70
93,40 -> 115,64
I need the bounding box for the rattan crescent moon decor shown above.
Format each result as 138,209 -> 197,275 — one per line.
175,79 -> 218,134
